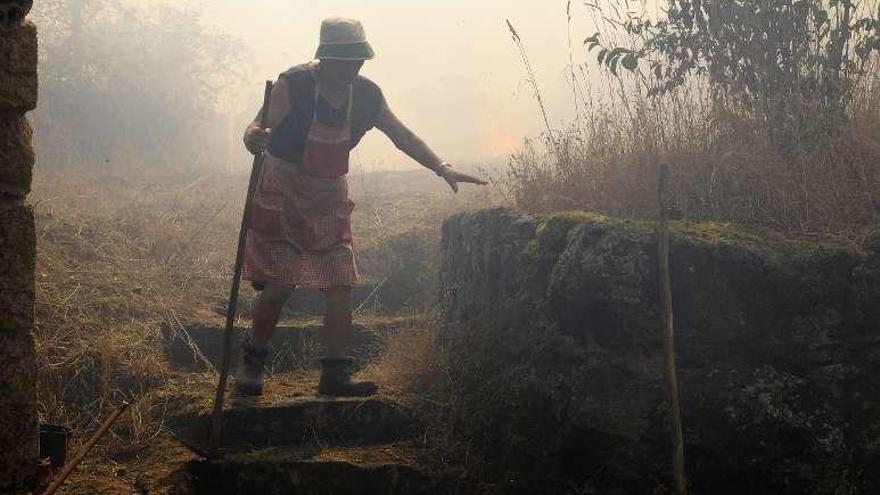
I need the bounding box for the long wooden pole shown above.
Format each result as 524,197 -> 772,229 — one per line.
657,163 -> 687,495
209,80 -> 273,455
42,402 -> 131,495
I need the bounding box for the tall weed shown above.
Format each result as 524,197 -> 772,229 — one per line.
506,0 -> 880,240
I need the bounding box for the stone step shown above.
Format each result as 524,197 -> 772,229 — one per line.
166,375 -> 419,450
177,444 -> 450,495
162,319 -> 406,373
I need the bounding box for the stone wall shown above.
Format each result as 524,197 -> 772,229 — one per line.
440,208 -> 880,494
0,1 -> 38,491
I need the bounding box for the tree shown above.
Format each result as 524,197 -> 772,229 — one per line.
32,0 -> 247,171
587,0 -> 880,150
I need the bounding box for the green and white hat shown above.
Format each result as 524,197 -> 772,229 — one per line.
315,17 -> 375,61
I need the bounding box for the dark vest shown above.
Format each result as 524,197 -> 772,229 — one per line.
267,64 -> 384,163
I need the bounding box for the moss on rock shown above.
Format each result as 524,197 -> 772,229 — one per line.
440,207 -> 880,494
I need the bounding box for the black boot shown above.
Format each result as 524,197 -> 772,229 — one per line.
317,358 -> 378,397
234,340 -> 268,396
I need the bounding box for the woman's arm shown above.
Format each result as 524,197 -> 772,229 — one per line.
375,99 -> 487,192
375,100 -> 444,172
243,77 -> 291,154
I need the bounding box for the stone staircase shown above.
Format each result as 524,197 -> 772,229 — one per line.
162,321 -> 459,495
186,448 -> 437,495
161,319 -> 401,373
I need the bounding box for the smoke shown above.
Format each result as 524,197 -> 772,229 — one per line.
34,0 -> 601,171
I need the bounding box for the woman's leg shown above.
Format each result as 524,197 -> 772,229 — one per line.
323,285 -> 352,358
235,282 -> 293,396
250,282 -> 295,349
319,285 -> 377,396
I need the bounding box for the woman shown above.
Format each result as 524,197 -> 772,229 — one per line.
237,17 -> 487,397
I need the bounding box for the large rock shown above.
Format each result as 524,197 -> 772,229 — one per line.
0,204 -> 35,334
440,208 -> 880,494
0,204 -> 38,490
0,21 -> 38,112
0,114 -> 34,197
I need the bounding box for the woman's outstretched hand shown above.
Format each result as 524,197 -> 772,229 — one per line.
438,163 -> 488,193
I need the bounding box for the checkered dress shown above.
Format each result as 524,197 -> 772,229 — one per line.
243,154 -> 359,290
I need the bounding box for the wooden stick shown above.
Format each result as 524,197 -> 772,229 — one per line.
42,402 -> 131,495
657,163 -> 687,495
208,80 -> 274,455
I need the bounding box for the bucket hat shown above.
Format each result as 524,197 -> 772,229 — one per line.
315,17 -> 375,61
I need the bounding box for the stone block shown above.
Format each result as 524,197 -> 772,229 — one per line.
163,322 -> 387,372
0,114 -> 33,197
0,21 -> 38,111
0,329 -> 38,490
440,208 -> 880,493
171,395 -> 418,450
0,2 -> 34,26
0,203 -> 37,490
0,203 -> 35,334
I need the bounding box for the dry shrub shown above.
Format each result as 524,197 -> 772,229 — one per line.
32,168 -> 244,446
507,81 -> 880,238
362,314 -> 451,401
359,314 -> 470,477
505,1 -> 880,240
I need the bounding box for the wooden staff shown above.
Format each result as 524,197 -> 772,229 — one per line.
42,401 -> 131,495
658,163 -> 687,495
209,80 -> 274,455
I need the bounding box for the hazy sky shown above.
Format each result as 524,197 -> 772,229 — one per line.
194,0 -> 603,170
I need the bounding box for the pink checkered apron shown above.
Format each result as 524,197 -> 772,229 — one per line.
243,87 -> 358,290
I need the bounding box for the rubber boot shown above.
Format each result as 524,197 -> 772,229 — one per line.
234,340 -> 268,396
317,358 -> 378,397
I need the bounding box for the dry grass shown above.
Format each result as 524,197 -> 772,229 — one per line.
32,169 -> 244,449
361,313 -> 451,403
506,85 -> 880,241
30,165 -> 499,454
358,313 -> 478,480
504,7 -> 880,241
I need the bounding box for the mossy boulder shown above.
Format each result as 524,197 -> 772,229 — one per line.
440,208 -> 880,494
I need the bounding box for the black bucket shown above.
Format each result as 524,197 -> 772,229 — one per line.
39,424 -> 72,468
